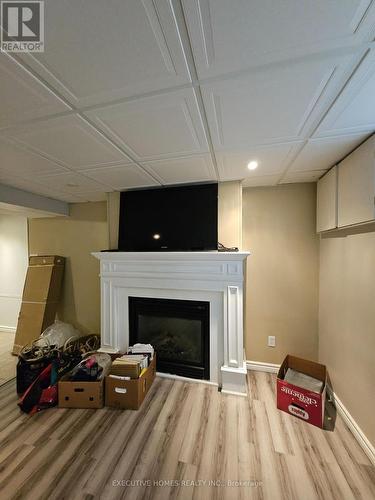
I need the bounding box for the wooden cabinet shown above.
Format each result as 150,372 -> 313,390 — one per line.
317,166 -> 337,232
338,136 -> 375,227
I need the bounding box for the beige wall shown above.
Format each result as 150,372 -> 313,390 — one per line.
319,224 -> 375,446
28,202 -> 108,335
218,181 -> 242,248
242,183 -> 319,363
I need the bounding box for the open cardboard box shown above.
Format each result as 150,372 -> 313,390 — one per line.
58,357 -> 110,409
105,355 -> 156,410
277,355 -> 327,428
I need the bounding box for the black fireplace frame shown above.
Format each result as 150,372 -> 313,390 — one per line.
129,296 -> 210,380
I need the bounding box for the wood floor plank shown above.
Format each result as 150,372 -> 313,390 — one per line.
0,373 -> 372,500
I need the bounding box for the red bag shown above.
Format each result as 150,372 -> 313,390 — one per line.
18,364 -> 58,415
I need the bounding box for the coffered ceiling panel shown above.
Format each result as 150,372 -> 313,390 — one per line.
216,143 -> 301,181
83,165 -> 159,190
0,137 -> 67,177
242,175 -> 280,188
143,154 -> 217,184
0,1 -> 374,201
3,115 -> 130,169
75,192 -> 108,203
19,0 -> 191,107
202,55 -> 350,150
0,174 -> 82,202
34,172 -> 112,193
0,53 -> 69,129
281,170 -> 327,183
85,89 -> 209,161
182,0 -> 373,79
288,134 -> 367,172
315,49 -> 375,137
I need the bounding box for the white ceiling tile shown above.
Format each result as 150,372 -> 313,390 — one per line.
182,0 -> 372,79
34,172 -> 112,193
0,175 -> 78,202
3,115 -> 130,169
143,154 -> 217,184
316,49 -> 375,137
289,134 -> 368,172
75,192 -> 108,203
281,170 -> 327,183
216,143 -> 301,181
85,89 -> 208,160
202,56 -> 349,149
0,53 -> 70,129
242,175 -> 279,187
82,165 -> 159,190
0,137 -> 67,177
18,0 -> 190,107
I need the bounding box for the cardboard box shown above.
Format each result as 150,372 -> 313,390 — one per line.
12,302 -> 58,355
22,263 -> 65,302
29,255 -> 65,266
105,355 -> 156,410
13,255 -> 65,355
58,378 -> 105,409
277,355 -> 327,428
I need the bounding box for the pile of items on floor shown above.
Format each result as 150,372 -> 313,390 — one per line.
16,321 -> 155,414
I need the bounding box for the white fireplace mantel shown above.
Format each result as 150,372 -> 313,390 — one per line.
92,251 -> 250,395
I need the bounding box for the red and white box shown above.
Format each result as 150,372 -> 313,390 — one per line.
277,355 -> 327,428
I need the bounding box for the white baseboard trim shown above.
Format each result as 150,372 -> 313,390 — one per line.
246,360 -> 280,373
328,388 -> 375,466
0,326 -> 16,334
156,372 -> 218,387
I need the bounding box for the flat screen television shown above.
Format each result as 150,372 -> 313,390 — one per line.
118,183 -> 218,251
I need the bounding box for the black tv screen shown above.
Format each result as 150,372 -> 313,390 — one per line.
118,183 -> 218,251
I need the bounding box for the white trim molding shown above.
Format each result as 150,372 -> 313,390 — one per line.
246,360 -> 280,373
328,388 -> 375,466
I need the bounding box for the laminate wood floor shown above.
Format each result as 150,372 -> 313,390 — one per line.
0,372 -> 373,500
0,331 -> 17,385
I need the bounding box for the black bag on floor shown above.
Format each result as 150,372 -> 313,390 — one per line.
17,348 -> 57,395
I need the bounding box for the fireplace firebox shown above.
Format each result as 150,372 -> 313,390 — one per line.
129,296 -> 210,380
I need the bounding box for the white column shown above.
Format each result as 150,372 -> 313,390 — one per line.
98,277 -> 119,353
220,284 -> 247,395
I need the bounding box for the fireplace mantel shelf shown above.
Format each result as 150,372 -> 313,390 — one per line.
93,251 -> 250,261
92,250 -> 250,395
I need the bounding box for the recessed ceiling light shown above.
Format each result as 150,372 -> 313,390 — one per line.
247,160 -> 258,170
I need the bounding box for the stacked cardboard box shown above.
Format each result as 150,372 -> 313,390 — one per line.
13,256 -> 65,355
105,355 -> 156,410
110,354 -> 148,378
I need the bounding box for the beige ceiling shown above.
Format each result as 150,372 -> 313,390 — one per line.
0,0 -> 374,203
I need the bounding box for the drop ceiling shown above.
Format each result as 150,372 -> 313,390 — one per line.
0,0 -> 374,203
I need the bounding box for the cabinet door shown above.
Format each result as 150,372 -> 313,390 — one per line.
338,136 -> 375,227
317,166 -> 337,232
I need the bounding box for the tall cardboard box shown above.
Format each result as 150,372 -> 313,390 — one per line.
13,256 -> 65,355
